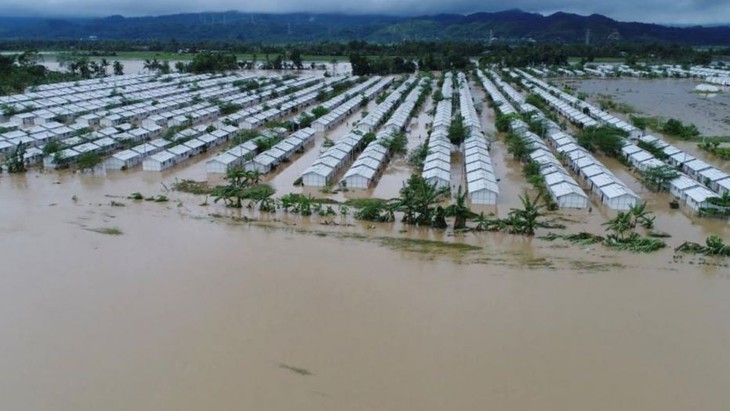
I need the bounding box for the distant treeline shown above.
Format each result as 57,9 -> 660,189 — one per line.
1,40 -> 726,96
1,39 -> 725,66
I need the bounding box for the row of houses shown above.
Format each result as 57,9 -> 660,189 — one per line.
301,77 -> 416,187
422,74 -> 454,189
476,70 -> 518,116
481,69 -> 587,209
312,77 -> 392,134
342,78 -> 430,189
516,69 -> 642,138
485,73 -> 640,211
511,119 -> 589,208
356,77 -> 417,133
244,128 -> 316,174
546,129 -> 640,210
515,69 -> 730,211
458,72 -> 499,205
6,72 -> 220,128
300,132 -> 368,186
141,126 -> 242,171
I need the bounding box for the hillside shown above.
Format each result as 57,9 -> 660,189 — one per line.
0,10 -> 728,44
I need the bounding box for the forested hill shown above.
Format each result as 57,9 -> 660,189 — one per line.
0,10 -> 728,44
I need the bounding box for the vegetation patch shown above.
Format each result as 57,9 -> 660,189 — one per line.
278,363 -> 313,376
172,179 -> 214,195
87,227 -> 123,236
676,235 -> 730,257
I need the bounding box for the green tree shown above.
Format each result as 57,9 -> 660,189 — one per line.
444,185 -> 475,230
448,115 -> 466,146
4,142 -> 27,173
113,60 -> 124,75
640,165 -> 678,191
507,191 -> 546,236
602,211 -> 633,241
290,49 -> 303,69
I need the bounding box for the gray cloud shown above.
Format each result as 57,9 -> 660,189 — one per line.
1,0 -> 729,25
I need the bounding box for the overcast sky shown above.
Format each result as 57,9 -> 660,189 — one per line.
2,0 -> 729,25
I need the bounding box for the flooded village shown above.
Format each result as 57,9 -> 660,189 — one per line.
2,9 -> 730,411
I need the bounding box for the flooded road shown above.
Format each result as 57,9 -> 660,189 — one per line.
2,167 -> 730,411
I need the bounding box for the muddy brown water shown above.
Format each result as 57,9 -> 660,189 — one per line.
3,76 -> 730,411
563,77 -> 730,136
559,77 -> 730,172
3,159 -> 730,411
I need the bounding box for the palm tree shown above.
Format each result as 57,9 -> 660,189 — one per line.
602,211 -> 633,241
113,60 -> 124,75
507,191 -> 546,236
445,185 -> 475,230
212,166 -> 248,208
628,202 -> 655,229
243,170 -> 261,186
506,133 -> 533,161
472,212 -> 491,231
100,58 -> 110,76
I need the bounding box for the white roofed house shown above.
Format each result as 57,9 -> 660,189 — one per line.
142,150 -> 178,171
79,113 -> 101,127
196,133 -> 219,150
684,186 -> 717,212
100,114 -> 123,127
94,137 -> 120,153
467,177 -> 499,205
423,160 -> 451,190
717,177 -> 730,196
11,112 -> 37,128
43,148 -> 80,169
682,159 -> 712,180
597,183 -> 638,211
697,167 -> 729,192
142,115 -> 167,129
245,152 -> 278,174
668,151 -> 695,168
0,140 -> 14,156
543,170 -> 588,209
206,152 -> 244,174
129,127 -> 150,143
301,163 -> 334,187
183,138 -> 207,156
668,175 -> 700,200
549,181 -> 589,209
167,144 -> 195,162
105,150 -> 143,170
22,147 -> 44,166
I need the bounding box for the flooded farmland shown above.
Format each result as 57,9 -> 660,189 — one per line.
2,72 -> 730,411
564,77 -> 730,137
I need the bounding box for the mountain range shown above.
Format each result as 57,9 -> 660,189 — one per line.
0,9 -> 728,44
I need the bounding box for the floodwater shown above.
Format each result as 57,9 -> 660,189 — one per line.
2,167 -> 730,411
565,77 -> 730,136
560,77 -> 730,173
35,57 -> 349,77
3,73 -> 730,411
